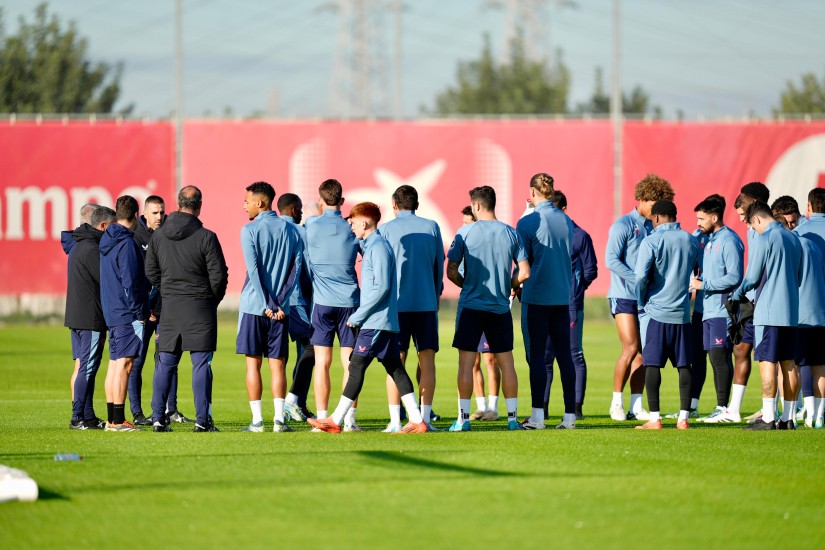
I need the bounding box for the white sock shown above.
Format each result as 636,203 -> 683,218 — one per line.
388,404 -> 401,426
273,398 -> 285,423
678,410 -> 689,421
487,395 -> 499,412
476,396 -> 486,411
331,398 -> 354,426
629,393 -> 643,413
421,404 -> 432,424
814,397 -> 825,422
400,393 -> 423,423
531,407 -> 544,423
781,400 -> 795,422
208,403 -> 213,417
649,410 -> 661,421
505,397 -> 518,421
690,398 -> 699,410
285,393 -> 299,406
804,395 -> 815,419
612,392 -> 623,407
344,407 -> 357,426
729,384 -> 746,415
249,400 -> 263,424
562,412 -> 576,424
317,409 -> 328,419
762,398 -> 776,423
459,399 -> 471,423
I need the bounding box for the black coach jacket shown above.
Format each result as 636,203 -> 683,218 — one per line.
145,212 -> 228,353
63,224 -> 107,331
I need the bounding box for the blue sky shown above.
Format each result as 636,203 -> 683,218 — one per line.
2,0 -> 823,119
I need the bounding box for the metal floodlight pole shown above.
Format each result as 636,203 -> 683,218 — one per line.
611,0 -> 622,219
175,0 -> 184,193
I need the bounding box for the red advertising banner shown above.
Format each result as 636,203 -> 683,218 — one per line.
0,121 -> 174,294
184,120 -> 614,296
2,120 -> 824,298
623,121 -> 825,251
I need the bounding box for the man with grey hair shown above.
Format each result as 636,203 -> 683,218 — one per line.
146,186 -> 229,432
63,205 -> 115,429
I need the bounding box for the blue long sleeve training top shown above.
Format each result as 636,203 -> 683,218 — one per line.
516,200 -> 573,306
634,222 -> 699,324
347,231 -> 398,331
377,210 -> 444,312
305,209 -> 360,308
795,232 -> 825,327
731,221 -> 802,327
239,211 -> 301,316
691,228 -> 708,315
280,214 -> 310,310
570,220 -> 598,312
700,225 -> 744,321
447,220 -> 526,314
606,208 -> 652,300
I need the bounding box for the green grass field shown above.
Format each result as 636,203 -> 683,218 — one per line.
1,304 -> 824,548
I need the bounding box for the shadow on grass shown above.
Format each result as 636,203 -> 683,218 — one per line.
358,450 -> 522,477
37,487 -> 69,501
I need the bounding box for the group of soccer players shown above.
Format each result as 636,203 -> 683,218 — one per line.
62,171 -> 825,433
607,177 -> 825,430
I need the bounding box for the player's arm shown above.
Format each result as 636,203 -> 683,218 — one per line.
206,232 -> 229,303
605,222 -> 636,283
118,240 -> 144,320
274,244 -> 301,316
512,231 -> 530,288
580,231 -> 598,288
434,225 -> 445,298
446,232 -> 465,288
347,249 -> 387,327
704,239 -> 744,292
240,226 -> 272,315
446,260 -> 463,288
145,239 -> 161,289
633,238 -> 654,308
731,238 -> 766,302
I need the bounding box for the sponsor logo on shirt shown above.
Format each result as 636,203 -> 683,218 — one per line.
358,345 -> 367,353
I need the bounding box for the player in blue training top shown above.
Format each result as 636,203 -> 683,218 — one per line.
276,193 -> 317,423
99,195 -> 150,432
725,182 -> 770,422
688,195 -> 744,423
309,202 -> 428,434
377,185 -> 445,431
515,174 -> 576,430
794,188 -> 825,427
605,174 -> 675,421
772,196 -> 811,423
305,179 -> 362,430
236,182 -> 301,434
783,212 -> 825,428
446,186 -> 530,432
543,189 -> 598,421
731,201 -> 803,430
634,200 -> 699,430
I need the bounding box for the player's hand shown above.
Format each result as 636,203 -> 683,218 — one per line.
149,311 -> 158,322
264,308 -> 274,319
273,308 -> 285,321
689,278 -> 703,291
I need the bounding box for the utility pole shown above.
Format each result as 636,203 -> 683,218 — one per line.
611,0 -> 622,219
393,0 -> 403,119
175,0 -> 183,192
325,0 -> 394,118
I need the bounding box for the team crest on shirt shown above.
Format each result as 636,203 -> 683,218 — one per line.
634,228 -> 641,236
